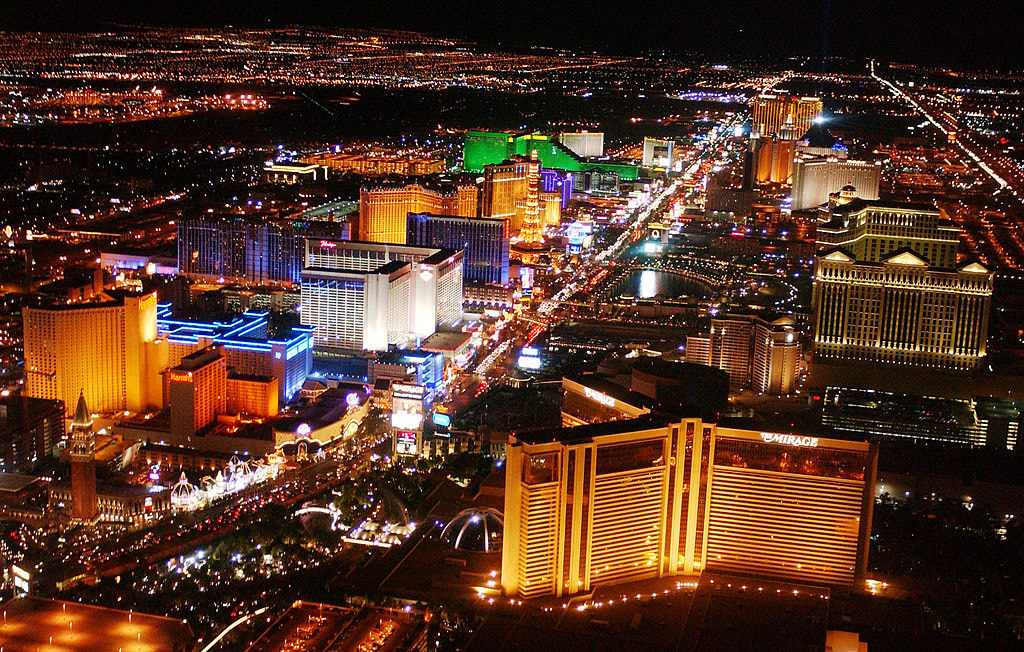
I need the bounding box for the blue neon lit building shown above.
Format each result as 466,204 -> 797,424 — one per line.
177,215 -> 348,284
373,349 -> 445,403
156,304 -> 314,401
406,213 -> 509,285
540,169 -> 573,209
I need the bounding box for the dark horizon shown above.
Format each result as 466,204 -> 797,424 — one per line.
3,0 -> 1022,71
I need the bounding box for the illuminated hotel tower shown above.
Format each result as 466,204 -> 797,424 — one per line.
813,199 -> 993,370
482,159 -> 530,224
518,151 -> 544,244
752,94 -> 823,138
23,291 -> 161,417
69,391 -> 97,521
501,417 -> 876,599
358,182 -> 478,244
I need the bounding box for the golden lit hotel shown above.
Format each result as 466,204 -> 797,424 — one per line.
751,93 -> 823,137
358,182 -> 478,243
23,291 -> 163,416
813,200 -> 993,370
501,417 -> 876,599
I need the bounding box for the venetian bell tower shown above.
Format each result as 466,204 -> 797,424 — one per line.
69,390 -> 97,521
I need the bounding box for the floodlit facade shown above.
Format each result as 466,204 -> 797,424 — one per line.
751,121 -> 801,184
358,182 -> 478,244
518,153 -> 544,243
791,158 -> 882,210
642,137 -> 674,169
812,248 -> 992,370
483,157 -> 531,233
301,239 -> 463,351
156,306 -> 314,403
68,392 -> 97,521
816,198 -> 960,268
558,131 -> 604,158
301,151 -> 445,176
752,318 -> 800,395
226,375 -> 279,417
813,199 -> 993,370
686,316 -> 753,391
406,212 -> 510,285
752,94 -> 823,137
23,291 -> 162,416
501,418 -> 876,598
177,215 -> 346,284
168,346 -> 227,442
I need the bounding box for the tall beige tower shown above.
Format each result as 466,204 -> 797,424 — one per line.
483,158 -> 531,232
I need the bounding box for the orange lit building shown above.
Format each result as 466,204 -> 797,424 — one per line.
302,151 -> 446,176
539,191 -> 563,228
358,182 -> 478,243
518,153 -> 544,244
226,374 -> 279,417
813,200 -> 993,370
23,291 -> 163,417
752,94 -> 823,138
168,346 -> 227,443
501,417 -> 876,599
483,158 -> 530,223
68,392 -> 97,521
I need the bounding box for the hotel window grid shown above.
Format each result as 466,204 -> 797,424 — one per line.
502,420 -> 876,598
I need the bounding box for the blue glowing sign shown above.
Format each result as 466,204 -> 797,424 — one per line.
432,412 -> 452,428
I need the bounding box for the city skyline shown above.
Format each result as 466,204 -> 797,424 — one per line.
0,9 -> 1023,651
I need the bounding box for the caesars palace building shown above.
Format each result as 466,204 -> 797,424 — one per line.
501,416 -> 877,599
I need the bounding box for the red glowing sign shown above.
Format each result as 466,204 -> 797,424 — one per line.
319,240 -> 337,249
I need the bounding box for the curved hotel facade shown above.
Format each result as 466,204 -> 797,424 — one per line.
501,417 -> 876,599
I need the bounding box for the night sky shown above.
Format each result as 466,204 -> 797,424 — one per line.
2,0 -> 1021,70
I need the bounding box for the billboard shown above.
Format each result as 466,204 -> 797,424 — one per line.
391,383 -> 426,431
432,411 -> 452,428
518,346 -> 542,370
520,266 -> 534,297
395,430 -> 419,456
567,220 -> 587,255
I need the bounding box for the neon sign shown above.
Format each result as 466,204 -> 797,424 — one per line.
760,433 -> 819,447
169,371 -> 193,383
584,387 -> 616,407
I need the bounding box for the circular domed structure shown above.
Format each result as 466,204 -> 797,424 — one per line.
170,473 -> 199,509
441,508 -> 504,553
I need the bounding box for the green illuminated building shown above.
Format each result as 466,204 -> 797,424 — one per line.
463,130 -> 638,180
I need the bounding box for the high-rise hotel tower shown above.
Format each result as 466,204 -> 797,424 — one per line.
812,199 -> 992,370
752,94 -> 823,138
501,417 -> 876,599
23,291 -> 162,416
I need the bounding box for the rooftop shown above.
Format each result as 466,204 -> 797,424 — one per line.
0,597 -> 193,651
421,330 -> 473,352
0,472 -> 46,493
172,345 -> 223,371
513,416 -> 669,446
826,197 -> 940,216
